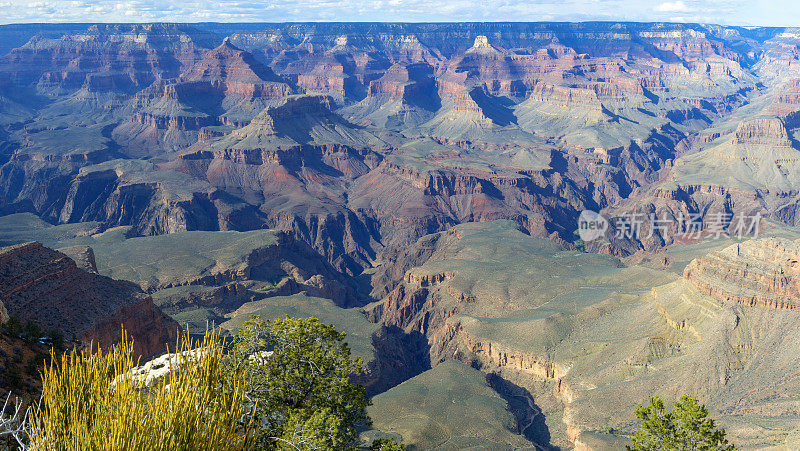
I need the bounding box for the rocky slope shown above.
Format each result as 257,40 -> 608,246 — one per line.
367,222 -> 800,448
365,220 -> 675,447
685,238 -> 800,310
0,24 -> 217,96
0,242 -> 177,357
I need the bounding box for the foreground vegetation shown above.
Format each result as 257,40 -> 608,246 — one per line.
229,316 -> 371,449
30,328 -> 249,450
0,316 -> 403,450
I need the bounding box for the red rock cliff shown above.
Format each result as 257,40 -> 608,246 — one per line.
0,242 -> 178,357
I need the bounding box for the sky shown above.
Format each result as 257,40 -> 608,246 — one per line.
2,0 -> 800,27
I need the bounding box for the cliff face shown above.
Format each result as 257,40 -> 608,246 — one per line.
112,40 -> 293,154
0,242 -> 177,357
0,23 -> 217,95
365,222 -> 800,448
363,220 -> 682,447
732,117 -> 793,147
0,23 -> 798,266
685,238 -> 800,310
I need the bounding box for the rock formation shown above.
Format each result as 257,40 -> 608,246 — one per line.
685,238 -> 800,310
0,242 -> 177,357
0,21 -> 790,265
0,23 -> 217,96
113,39 -> 293,154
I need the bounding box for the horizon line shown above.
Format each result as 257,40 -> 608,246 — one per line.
0,20 -> 793,29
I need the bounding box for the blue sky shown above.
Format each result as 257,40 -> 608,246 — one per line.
1,0 -> 800,26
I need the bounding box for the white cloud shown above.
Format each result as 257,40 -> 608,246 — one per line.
654,1 -> 692,12
0,0 -> 798,26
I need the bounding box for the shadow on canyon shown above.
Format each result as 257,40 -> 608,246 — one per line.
487,372 -> 558,450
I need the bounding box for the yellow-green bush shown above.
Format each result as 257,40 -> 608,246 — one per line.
27,328 -> 252,451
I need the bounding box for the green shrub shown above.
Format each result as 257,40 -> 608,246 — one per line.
46,330 -> 64,355
227,315 -> 371,449
22,322 -> 40,345
4,316 -> 22,337
370,438 -> 405,450
6,364 -> 21,389
0,316 -> 403,450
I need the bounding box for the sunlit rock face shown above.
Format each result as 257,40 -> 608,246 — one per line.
685,238 -> 800,310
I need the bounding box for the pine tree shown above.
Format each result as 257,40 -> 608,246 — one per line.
628,395 -> 736,451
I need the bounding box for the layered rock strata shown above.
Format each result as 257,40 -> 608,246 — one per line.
0,242 -> 177,357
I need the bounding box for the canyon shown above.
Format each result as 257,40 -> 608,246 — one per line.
3,21 -> 800,448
